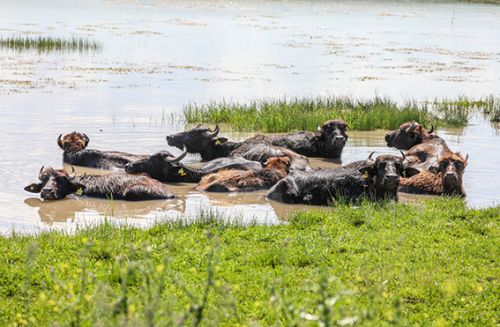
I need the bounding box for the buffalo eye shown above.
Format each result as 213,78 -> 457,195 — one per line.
440,161 -> 449,170
394,161 -> 403,172
454,161 -> 463,170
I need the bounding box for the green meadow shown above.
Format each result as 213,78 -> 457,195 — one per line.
184,96 -> 499,132
1,199 -> 498,326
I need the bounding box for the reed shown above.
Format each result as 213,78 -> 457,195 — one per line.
0,36 -> 102,53
184,96 -> 499,132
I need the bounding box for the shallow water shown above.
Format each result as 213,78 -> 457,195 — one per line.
0,0 -> 499,233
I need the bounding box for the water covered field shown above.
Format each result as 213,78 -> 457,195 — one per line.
0,0 -> 499,233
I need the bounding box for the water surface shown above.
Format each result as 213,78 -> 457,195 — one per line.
0,0 -> 499,233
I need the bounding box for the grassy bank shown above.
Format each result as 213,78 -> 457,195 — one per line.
0,36 -> 101,53
184,96 -> 499,132
1,199 -> 498,325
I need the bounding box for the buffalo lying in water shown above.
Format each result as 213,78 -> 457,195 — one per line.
166,124 -> 311,171
125,147 -> 263,183
399,152 -> 468,197
196,156 -> 291,192
267,153 -> 408,205
24,166 -> 174,201
58,132 -> 149,169
248,120 -> 348,159
385,121 -> 451,175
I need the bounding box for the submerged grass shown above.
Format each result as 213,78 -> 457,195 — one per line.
0,198 -> 498,325
0,36 -> 102,53
184,95 -> 500,132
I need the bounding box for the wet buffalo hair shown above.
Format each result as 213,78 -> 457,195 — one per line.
399,152 -> 468,196
24,166 -> 174,201
196,156 -> 291,192
267,152 -> 408,205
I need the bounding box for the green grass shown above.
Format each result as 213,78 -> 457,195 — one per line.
0,36 -> 101,53
183,96 -> 500,132
1,198 -> 498,325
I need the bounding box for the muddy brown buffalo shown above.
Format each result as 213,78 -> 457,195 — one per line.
399,152 -> 468,196
196,156 -> 291,192
385,121 -> 451,175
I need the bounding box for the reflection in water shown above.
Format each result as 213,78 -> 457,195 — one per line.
0,0 -> 499,232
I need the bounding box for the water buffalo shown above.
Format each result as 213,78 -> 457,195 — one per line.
125,147 -> 263,183
58,132 -> 149,169
166,124 -> 311,171
399,152 -> 468,197
196,156 -> 291,192
248,119 -> 348,159
385,121 -> 451,175
267,153 -> 407,205
24,166 -> 174,201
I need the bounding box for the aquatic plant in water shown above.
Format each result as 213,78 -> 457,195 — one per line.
0,36 -> 102,53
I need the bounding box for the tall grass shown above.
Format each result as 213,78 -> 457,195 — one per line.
0,36 -> 102,53
184,96 -> 500,132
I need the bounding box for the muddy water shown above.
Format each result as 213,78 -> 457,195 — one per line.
0,0 -> 499,233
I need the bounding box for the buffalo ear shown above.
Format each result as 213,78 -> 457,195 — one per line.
24,183 -> 43,193
211,137 -> 228,146
358,165 -> 375,177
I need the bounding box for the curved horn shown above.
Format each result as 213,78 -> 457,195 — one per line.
82,133 -> 90,148
405,122 -> 417,133
168,146 -> 188,163
399,151 -> 406,161
38,166 -> 45,180
465,154 -> 469,163
207,124 -> 219,138
57,134 -> 64,149
68,166 -> 76,179
367,151 -> 375,161
428,124 -> 434,134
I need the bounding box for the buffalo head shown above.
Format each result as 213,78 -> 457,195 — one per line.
431,152 -> 468,195
166,124 -> 227,153
385,121 -> 433,150
318,119 -> 348,156
24,166 -> 83,200
359,152 -> 407,193
125,147 -> 187,181
57,132 -> 90,152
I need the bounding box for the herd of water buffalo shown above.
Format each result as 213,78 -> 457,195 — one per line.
24,119 -> 468,206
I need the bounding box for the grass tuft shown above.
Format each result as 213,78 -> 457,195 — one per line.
184,96 -> 500,132
0,36 -> 102,53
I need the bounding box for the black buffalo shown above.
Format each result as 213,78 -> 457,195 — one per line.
267,153 -> 407,205
58,132 -> 149,169
25,167 -> 174,201
166,124 -> 311,171
248,119 -> 348,159
125,147 -> 263,183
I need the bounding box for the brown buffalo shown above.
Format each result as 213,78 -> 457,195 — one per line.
58,132 -> 149,169
399,152 -> 468,196
196,156 -> 291,192
385,121 -> 451,175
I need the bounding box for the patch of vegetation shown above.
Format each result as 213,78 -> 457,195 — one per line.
0,199 -> 498,325
0,36 -> 102,53
184,96 -> 499,132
